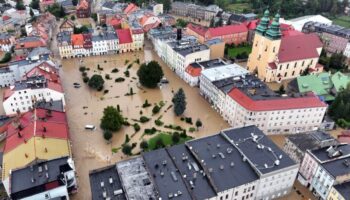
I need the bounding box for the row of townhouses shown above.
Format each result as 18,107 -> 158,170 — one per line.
89,126 -> 299,200
170,1 -> 221,21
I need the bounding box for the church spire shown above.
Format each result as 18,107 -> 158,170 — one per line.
256,9 -> 270,35
265,13 -> 282,40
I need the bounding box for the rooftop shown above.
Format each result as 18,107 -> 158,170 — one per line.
171,41 -> 209,57
187,133 -> 259,191
286,131 -> 338,152
334,181 -> 350,200
10,156 -> 72,199
222,126 -> 296,174
142,149 -> 192,199
201,63 -> 249,82
116,157 -> 156,200
89,164 -> 126,200
311,144 -> 350,163
116,29 -> 133,44
166,144 -> 216,199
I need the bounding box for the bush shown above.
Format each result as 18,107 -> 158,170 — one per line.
185,117 -> 192,124
172,132 -> 180,144
100,106 -> 124,131
82,72 -> 87,77
103,130 -> 113,141
105,74 -> 111,80
195,119 -> 202,130
122,144 -> 132,156
142,100 -> 151,108
180,131 -> 187,138
111,68 -> 119,73
140,116 -> 150,123
127,63 -> 133,69
154,119 -> 164,126
189,127 -> 196,132
115,77 -> 125,82
140,140 -> 148,150
88,74 -> 104,90
152,105 -> 160,115
133,123 -> 140,132
144,127 -> 157,135
137,61 -> 164,88
124,70 -> 130,77
79,66 -> 86,72
83,76 -> 89,83
124,134 -> 130,144
97,64 -> 103,70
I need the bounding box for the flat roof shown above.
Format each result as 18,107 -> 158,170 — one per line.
116,157 -> 156,200
311,144 -> 350,162
89,164 -> 126,200
222,126 -> 297,174
166,144 -> 217,199
11,156 -> 72,199
142,149 -> 192,199
201,63 -> 249,82
186,134 -> 259,191
173,44 -> 209,57
286,131 -> 337,152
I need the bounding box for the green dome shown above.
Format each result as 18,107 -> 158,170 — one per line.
265,13 -> 281,40
256,9 -> 270,35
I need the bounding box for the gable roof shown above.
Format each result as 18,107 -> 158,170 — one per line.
278,33 -> 322,63
124,3 -> 138,15
71,34 -> 84,46
186,23 -> 208,37
207,24 -> 248,37
116,29 -> 133,44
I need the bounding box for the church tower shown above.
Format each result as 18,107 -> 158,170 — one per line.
247,11 -> 282,81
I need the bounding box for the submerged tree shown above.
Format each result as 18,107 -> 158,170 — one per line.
172,88 -> 187,116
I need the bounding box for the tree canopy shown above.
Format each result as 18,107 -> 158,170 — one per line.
172,88 -> 187,116
137,61 -> 164,88
30,0 -> 40,10
88,74 -> 104,90
16,0 -> 25,10
329,84 -> 350,128
100,106 -> 124,131
47,3 -> 66,18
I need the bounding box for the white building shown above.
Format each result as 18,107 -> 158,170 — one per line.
298,144 -> 350,200
9,157 -> 77,200
3,74 -> 65,115
280,15 -> 332,31
0,33 -> 15,52
149,3 -> 163,16
131,28 -> 144,50
92,34 -> 109,56
57,31 -> 73,59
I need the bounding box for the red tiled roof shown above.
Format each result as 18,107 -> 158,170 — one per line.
245,19 -> 259,30
338,135 -> 350,144
186,23 -> 208,37
228,88 -> 326,111
4,109 -> 68,153
282,30 -> 304,37
15,38 -> 46,49
185,64 -> 202,77
142,21 -> 160,32
116,29 -> 133,44
124,3 -> 138,15
71,34 -> 84,46
25,62 -> 58,80
278,33 -> 322,63
132,28 -> 144,34
77,0 -> 89,10
208,24 -> 248,37
268,62 -> 277,69
2,15 -> 10,21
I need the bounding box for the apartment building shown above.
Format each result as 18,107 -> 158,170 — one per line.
186,23 -> 248,45
90,126 -> 298,200
0,33 -> 15,52
171,1 -> 220,21
283,131 -> 338,163
298,144 -> 350,200
76,0 -> 91,18
9,157 -> 77,200
57,31 -> 73,59
247,10 -> 323,82
3,71 -> 65,115
327,182 -> 350,200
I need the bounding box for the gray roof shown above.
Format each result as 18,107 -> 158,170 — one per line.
14,75 -> 47,91
174,44 -> 208,57
311,144 -> 350,162
0,115 -> 12,127
89,164 -> 126,200
34,100 -> 65,112
222,126 -> 297,174
166,144 -> 217,199
11,156 -> 72,199
57,31 -> 72,44
321,156 -> 350,178
186,134 -> 259,191
286,131 -> 338,152
0,32 -> 12,40
28,47 -> 51,58
142,149 -> 192,199
205,38 -> 223,46
334,182 -> 350,200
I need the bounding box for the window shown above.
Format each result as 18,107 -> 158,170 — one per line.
292,71 -> 295,76
286,64 -> 289,69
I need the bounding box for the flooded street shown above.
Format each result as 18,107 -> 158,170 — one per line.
61,48 -> 229,199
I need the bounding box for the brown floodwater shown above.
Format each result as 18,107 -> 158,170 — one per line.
60,47 -> 230,199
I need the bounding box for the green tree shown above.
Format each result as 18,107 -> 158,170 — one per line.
172,132 -> 180,144
175,19 -> 188,28
74,25 -> 89,34
195,119 -> 202,130
71,15 -> 76,20
100,106 -> 124,131
329,84 -> 350,123
328,53 -> 346,70
215,0 -> 229,10
122,144 -> 133,155
209,18 -> 215,28
172,88 -> 187,116
161,0 -> 171,12
16,0 -> 25,10
155,138 -> 165,149
137,61 -> 164,88
0,52 -> 12,64
30,0 -> 40,10
72,0 -> 78,6
330,0 -> 338,16
91,13 -> 98,22
88,74 -> 104,90
103,130 -> 113,141
30,9 -> 34,17
342,0 -> 349,13
140,140 -> 148,151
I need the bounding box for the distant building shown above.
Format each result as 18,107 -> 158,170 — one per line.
171,1 -> 220,21
76,0 -> 91,18
327,181 -> 350,200
205,38 -> 225,59
90,126 -> 298,200
229,13 -> 257,25
283,131 -> 338,163
298,144 -> 350,200
280,15 -> 332,31
247,10 -> 323,82
186,23 -> 248,45
14,36 -> 47,57
9,157 -> 77,199
116,29 -> 133,53
59,19 -> 75,33
0,33 -> 15,52
148,3 -> 163,16
289,72 -> 350,102
57,31 -> 73,59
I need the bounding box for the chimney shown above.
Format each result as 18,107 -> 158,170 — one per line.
177,28 -> 182,41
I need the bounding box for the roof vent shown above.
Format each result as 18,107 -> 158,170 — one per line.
160,171 -> 164,176
31,177 -> 35,183
226,148 -> 232,154
100,181 -> 104,187
212,154 -> 216,158
162,160 -> 167,166
208,168 -> 213,173
275,160 -> 280,166
44,164 -> 48,171
243,156 -> 247,162
38,166 -> 43,173
216,143 -> 221,148
109,177 -> 113,184
264,164 -> 268,168
45,172 -> 49,179
343,160 -> 350,167
279,155 -> 283,159
230,162 -> 235,167
219,165 -> 224,170
218,152 -> 225,159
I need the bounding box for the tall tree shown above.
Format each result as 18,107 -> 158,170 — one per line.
72,0 -> 78,6
88,74 -> 105,90
330,0 -> 338,16
100,106 -> 124,131
172,88 -> 187,116
16,0 -> 25,10
30,0 -> 40,10
137,61 -> 164,88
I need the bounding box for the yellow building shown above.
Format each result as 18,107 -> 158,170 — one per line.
1,109 -> 71,192
327,183 -> 350,200
247,10 -> 323,82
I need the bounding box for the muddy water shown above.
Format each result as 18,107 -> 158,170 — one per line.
61,48 -> 229,199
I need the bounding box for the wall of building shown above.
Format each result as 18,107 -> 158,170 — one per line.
327,187 -> 346,200
209,42 -> 225,60
311,165 -> 335,199
21,185 -> 69,200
